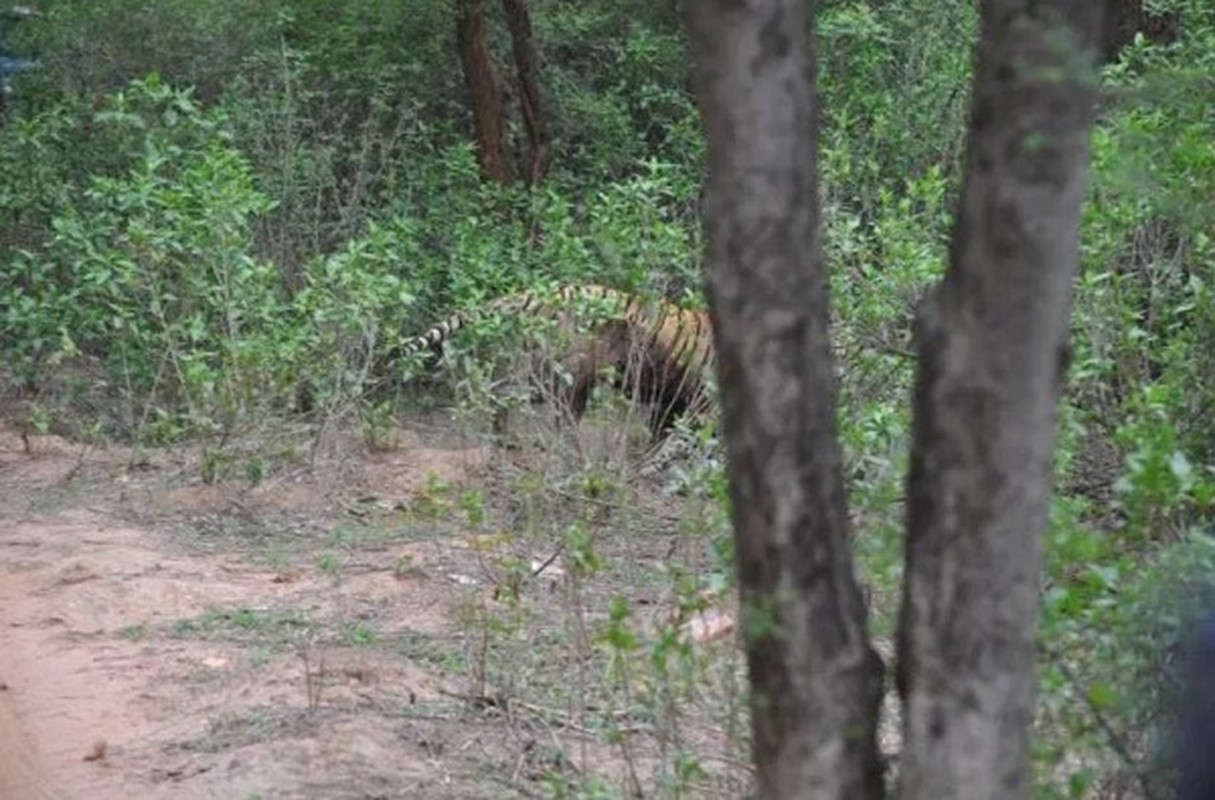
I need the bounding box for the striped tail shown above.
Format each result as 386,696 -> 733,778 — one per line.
400,285 -> 637,358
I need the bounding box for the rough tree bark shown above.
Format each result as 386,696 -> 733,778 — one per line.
456,0 -> 511,183
685,2 -> 884,798
896,3 -> 1104,798
500,0 -> 550,185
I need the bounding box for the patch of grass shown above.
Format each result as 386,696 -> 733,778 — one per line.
177,706 -> 315,754
403,427 -> 753,796
171,606 -> 314,648
387,630 -> 467,674
314,552 -> 343,581
342,622 -> 378,647
326,521 -> 405,549
117,622 -> 148,641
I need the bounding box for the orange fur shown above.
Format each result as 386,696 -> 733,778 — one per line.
403,285 -> 715,441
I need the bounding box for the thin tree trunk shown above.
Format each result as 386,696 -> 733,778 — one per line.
686,2 -> 884,797
456,0 -> 511,183
896,3 -> 1104,798
501,0 -> 550,185
1103,0 -> 1144,60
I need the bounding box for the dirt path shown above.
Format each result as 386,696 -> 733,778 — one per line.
0,513 -> 191,798
0,422 -> 512,799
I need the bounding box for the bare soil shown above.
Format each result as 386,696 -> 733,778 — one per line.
0,416 -> 601,799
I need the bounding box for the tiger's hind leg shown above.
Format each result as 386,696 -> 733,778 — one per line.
635,369 -> 717,493
548,320 -> 630,429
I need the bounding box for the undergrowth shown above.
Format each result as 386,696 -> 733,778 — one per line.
1,0 -> 1212,795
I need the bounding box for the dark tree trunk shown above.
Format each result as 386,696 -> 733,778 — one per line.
1101,0 -> 1180,63
685,1 -> 884,797
500,0 -> 550,185
1104,0 -> 1142,59
896,2 -> 1105,798
456,0 -> 511,183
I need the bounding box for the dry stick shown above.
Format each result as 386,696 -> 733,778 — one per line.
529,544 -> 564,578
300,632 -> 326,712
437,686 -> 649,739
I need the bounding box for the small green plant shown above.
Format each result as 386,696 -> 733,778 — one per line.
460,488 -> 487,528
315,553 -> 342,581
201,447 -> 232,485
118,623 -> 148,641
1115,385 -> 1215,540
245,457 -> 266,486
360,400 -> 398,452
393,552 -> 422,580
26,403 -> 53,436
343,622 -> 377,647
409,471 -> 453,520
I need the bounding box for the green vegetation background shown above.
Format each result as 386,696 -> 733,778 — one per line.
1,1 -> 1212,795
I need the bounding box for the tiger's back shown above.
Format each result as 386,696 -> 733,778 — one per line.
401,284 -> 716,445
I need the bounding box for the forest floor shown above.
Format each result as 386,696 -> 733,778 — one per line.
0,410 -> 686,800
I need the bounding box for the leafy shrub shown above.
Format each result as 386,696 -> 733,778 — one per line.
1,78 -> 285,440
818,0 -> 974,212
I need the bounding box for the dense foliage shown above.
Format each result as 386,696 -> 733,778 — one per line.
1,0 -> 1211,794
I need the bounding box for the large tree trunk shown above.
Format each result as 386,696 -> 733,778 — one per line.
456,0 -> 511,183
686,2 -> 884,798
896,3 -> 1104,798
500,0 -> 550,185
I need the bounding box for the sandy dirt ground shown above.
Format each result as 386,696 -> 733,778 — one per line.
0,418 -> 569,799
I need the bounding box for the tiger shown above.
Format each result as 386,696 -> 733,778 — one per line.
397,284 -> 718,475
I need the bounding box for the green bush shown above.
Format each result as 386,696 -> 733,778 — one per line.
1,79 -> 287,440
0,2 -> 1211,793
